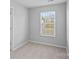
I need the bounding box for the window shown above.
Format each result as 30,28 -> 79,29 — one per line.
40,11 -> 56,37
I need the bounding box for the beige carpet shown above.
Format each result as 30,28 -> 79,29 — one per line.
11,42 -> 68,59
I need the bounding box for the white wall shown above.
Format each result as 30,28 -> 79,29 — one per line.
10,1 -> 29,50
10,1 -> 67,50
29,3 -> 67,48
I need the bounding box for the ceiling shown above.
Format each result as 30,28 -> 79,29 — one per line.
11,0 -> 66,8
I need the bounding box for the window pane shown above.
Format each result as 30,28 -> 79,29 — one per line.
40,11 -> 56,37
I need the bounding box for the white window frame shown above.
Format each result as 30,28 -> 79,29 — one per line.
40,11 -> 56,37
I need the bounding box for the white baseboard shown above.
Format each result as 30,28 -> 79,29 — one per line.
11,40 -> 66,51
12,40 -> 29,51
29,40 -> 66,49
